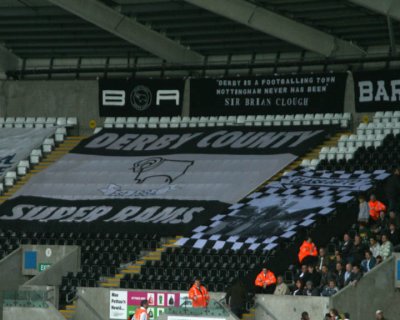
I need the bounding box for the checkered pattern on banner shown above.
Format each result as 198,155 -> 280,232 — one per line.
178,169 -> 389,251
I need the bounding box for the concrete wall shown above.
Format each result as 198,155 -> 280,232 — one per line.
0,248 -> 30,292
331,254 -> 400,319
254,295 -> 329,320
0,80 -> 99,135
3,304 -> 65,320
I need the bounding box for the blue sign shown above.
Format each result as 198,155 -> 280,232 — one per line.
24,251 -> 37,269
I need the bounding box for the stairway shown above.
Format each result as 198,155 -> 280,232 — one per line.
59,302 -> 77,319
241,308 -> 256,320
100,236 -> 182,288
0,136 -> 86,204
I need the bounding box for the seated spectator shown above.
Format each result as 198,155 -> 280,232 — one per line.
316,247 -> 329,271
304,280 -> 320,296
273,275 -> 290,295
298,237 -> 318,265
321,279 -> 339,297
376,255 -> 383,265
358,224 -> 372,244
388,222 -> 400,246
343,263 -> 353,285
293,279 -> 304,296
379,234 -> 393,260
346,265 -> 362,286
369,194 -> 386,222
332,251 -> 343,271
319,265 -> 331,291
369,237 -> 381,258
349,235 -> 366,265
361,250 -> 376,273
306,264 -> 321,288
334,262 -> 345,289
358,194 -> 370,224
388,210 -> 400,228
254,267 -> 276,294
340,233 -> 354,263
372,211 -> 389,235
298,264 -> 308,282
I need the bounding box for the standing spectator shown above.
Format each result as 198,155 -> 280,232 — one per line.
334,262 -> 345,289
388,210 -> 400,228
254,267 -> 276,294
347,265 -> 363,286
361,250 -> 376,273
304,280 -> 320,296
388,223 -> 400,246
340,234 -> 353,263
379,234 -> 393,260
343,263 -> 353,285
370,237 -> 381,258
321,279 -> 339,297
316,247 -> 329,271
298,237 -> 318,265
350,235 -> 366,265
301,311 -> 310,320
188,277 -> 209,308
225,278 -> 247,318
293,279 -> 304,296
357,194 -> 370,224
385,166 -> 400,213
369,194 -> 386,222
273,275 -> 290,295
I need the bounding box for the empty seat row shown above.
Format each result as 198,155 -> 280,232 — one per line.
357,121 -> 400,136
0,117 -> 77,128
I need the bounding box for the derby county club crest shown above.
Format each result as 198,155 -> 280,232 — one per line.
130,85 -> 152,111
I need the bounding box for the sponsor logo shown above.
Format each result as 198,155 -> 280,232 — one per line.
130,85 -> 152,111
358,80 -> 400,102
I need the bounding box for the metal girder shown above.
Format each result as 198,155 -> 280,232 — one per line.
0,44 -> 20,72
184,0 -> 365,57
47,0 -> 204,64
347,0 -> 400,21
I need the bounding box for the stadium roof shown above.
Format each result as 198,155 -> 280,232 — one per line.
0,0 -> 399,73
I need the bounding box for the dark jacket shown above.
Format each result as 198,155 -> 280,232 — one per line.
303,287 -> 320,296
225,280 -> 248,308
388,229 -> 400,246
340,240 -> 353,260
350,242 -> 366,265
345,271 -> 362,286
334,270 -> 345,289
361,257 -> 376,273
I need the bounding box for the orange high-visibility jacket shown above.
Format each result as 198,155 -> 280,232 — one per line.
254,270 -> 276,287
134,307 -> 148,320
369,200 -> 386,221
188,284 -> 210,308
298,240 -> 318,263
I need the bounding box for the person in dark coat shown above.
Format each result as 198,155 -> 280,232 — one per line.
306,264 -> 321,288
349,235 -> 366,265
334,262 -> 345,289
225,278 -> 248,318
340,233 -> 353,263
385,167 -> 400,213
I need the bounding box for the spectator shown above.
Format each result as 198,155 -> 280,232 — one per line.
340,234 -> 353,263
254,267 -> 276,294
372,211 -> 389,235
376,255 -> 383,265
298,264 -> 308,281
306,265 -> 321,288
188,277 -> 210,308
357,194 -> 370,224
361,250 -> 376,273
319,265 -> 331,291
301,311 -> 310,320
334,262 -> 345,289
321,279 -> 339,297
349,235 -> 366,265
329,309 -> 340,320
379,234 -> 393,260
316,247 -> 329,271
388,223 -> 400,246
304,280 -> 319,296
134,300 -> 149,320
332,251 -> 343,270
358,223 -> 372,244
369,237 -> 381,258
293,279 -> 304,296
225,278 -> 247,318
298,237 -> 318,265
375,310 -> 386,320
385,166 -> 400,213
369,194 -> 386,222
343,263 -> 352,285
273,275 -> 290,295
346,265 -> 362,286
388,210 -> 400,228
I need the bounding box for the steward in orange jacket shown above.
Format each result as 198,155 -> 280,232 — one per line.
254,268 -> 276,288
369,194 -> 386,221
188,278 -> 210,308
134,300 -> 149,320
298,238 -> 318,263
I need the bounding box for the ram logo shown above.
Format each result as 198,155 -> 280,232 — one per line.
132,157 -> 194,184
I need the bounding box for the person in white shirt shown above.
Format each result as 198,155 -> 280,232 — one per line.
369,237 -> 381,258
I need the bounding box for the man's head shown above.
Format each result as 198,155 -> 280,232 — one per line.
276,275 -> 283,284
389,211 -> 397,219
301,311 -> 310,320
306,237 -> 313,243
370,194 -> 376,202
376,310 -> 384,320
306,281 -> 313,290
194,277 -> 201,287
321,265 -> 328,274
352,265 -> 360,274
380,211 -> 386,219
307,265 -> 315,273
328,280 -> 336,289
370,237 -> 377,246
358,194 -> 366,203
336,262 -> 343,272
365,250 -> 372,260
343,233 -> 350,242
354,235 -> 361,245
140,300 -> 149,309
389,223 -> 396,232
319,247 -> 326,257
262,267 -> 268,274
382,234 -> 388,243
376,255 -> 383,264
301,264 -> 307,273
345,263 -> 352,272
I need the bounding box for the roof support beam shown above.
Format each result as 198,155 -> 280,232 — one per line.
185,0 -> 365,57
347,0 -> 400,22
47,0 -> 204,64
0,44 -> 20,72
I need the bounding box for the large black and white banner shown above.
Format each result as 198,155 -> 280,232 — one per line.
99,79 -> 184,117
0,128 -> 55,180
190,73 -> 347,116
354,70 -> 400,112
178,169 -> 385,251
0,127 -> 330,235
